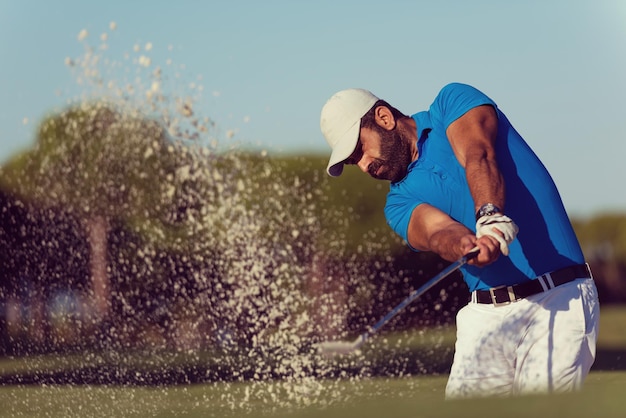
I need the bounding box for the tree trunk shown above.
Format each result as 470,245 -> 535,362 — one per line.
85,215 -> 110,321
307,255 -> 348,339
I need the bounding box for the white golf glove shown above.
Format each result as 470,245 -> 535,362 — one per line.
475,214 -> 519,256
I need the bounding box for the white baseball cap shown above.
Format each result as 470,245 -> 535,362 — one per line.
320,88 -> 379,176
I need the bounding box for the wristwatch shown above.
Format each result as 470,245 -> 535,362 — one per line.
476,203 -> 502,220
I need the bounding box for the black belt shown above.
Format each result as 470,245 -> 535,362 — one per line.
473,264 -> 592,306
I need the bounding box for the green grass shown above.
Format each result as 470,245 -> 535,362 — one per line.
0,372 -> 624,418
1,306 -> 624,417
284,372 -> 626,418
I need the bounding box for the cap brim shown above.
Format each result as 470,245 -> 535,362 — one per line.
326,121 -> 360,177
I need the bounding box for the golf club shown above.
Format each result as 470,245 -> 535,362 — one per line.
318,247 -> 480,355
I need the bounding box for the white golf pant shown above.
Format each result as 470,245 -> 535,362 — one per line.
445,278 -> 599,399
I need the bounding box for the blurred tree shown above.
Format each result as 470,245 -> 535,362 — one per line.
0,103 -> 179,322
572,214 -> 626,303
272,155 -> 403,256
572,214 -> 626,263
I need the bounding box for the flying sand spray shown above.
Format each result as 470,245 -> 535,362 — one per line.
4,23 -> 476,416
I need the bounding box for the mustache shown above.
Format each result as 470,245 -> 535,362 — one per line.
367,161 -> 382,177
369,158 -> 407,183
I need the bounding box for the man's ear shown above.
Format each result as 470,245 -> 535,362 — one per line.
374,106 -> 396,131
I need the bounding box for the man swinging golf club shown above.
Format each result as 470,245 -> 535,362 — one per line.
319,83 -> 599,399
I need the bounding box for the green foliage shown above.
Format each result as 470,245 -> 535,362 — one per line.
0,102 -> 178,225
572,214 -> 626,262
267,154 -> 405,256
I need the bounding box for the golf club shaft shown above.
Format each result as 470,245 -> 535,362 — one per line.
355,247 -> 480,349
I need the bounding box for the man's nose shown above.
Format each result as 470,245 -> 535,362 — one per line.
357,157 -> 369,174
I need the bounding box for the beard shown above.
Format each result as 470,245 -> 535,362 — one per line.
369,128 -> 413,183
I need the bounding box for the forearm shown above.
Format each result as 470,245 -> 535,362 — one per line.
428,223 -> 477,262
446,105 -> 505,213
408,203 -> 504,266
465,153 -> 505,214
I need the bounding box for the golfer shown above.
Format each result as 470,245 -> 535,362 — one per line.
320,83 -> 599,398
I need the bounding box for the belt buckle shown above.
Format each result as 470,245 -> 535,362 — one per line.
489,286 -> 515,307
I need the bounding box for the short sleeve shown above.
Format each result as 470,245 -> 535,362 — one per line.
432,83 -> 497,130
384,172 -> 423,250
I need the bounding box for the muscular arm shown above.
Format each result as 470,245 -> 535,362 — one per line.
446,105 -> 505,214
406,105 -> 506,265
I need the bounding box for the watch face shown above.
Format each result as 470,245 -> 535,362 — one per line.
477,203 -> 501,219
482,203 -> 496,214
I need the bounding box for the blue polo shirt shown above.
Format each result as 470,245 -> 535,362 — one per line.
384,83 -> 584,291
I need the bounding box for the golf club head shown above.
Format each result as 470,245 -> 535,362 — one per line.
316,336 -> 364,356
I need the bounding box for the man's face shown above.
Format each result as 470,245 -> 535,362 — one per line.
344,125 -> 413,183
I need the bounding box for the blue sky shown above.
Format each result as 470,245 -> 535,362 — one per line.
1,0 -> 625,218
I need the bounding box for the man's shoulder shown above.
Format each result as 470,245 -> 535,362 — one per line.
435,82 -> 488,101
429,83 -> 496,125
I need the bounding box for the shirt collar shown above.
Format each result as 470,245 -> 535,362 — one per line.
412,111 -> 432,158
